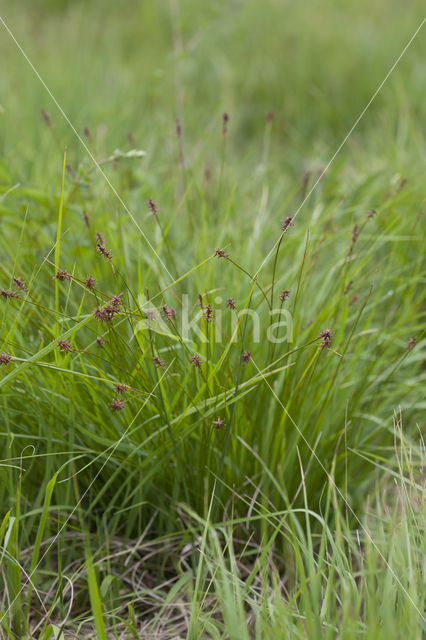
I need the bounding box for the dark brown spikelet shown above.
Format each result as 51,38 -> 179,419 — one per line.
344,281 -> 353,295
161,305 -> 177,322
397,178 -> 407,193
83,126 -> 91,139
212,418 -> 225,430
96,336 -> 105,348
13,277 -> 27,292
54,269 -> 72,281
226,297 -> 236,310
109,295 -> 122,310
222,112 -> 230,134
0,353 -> 12,365
153,356 -> 166,369
93,306 -> 106,321
176,118 -> 182,137
279,289 -> 290,303
406,337 -> 416,350
367,209 -> 376,219
1,289 -> 19,299
93,296 -> 121,323
96,243 -> 113,262
58,339 -> 73,353
84,275 -> 95,290
352,225 -> 359,244
96,232 -> 112,261
242,350 -> 251,363
191,354 -> 202,368
127,131 -> 135,146
281,216 -> 294,232
41,110 -> 52,127
110,398 -> 125,411
319,329 -> 332,349
82,211 -> 91,229
214,248 -> 229,259
148,199 -> 158,215
145,308 -> 158,321
349,295 -> 359,306
115,383 -> 128,393
266,111 -> 275,123
203,305 -> 214,322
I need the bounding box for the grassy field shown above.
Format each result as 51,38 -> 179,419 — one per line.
0,1 -> 425,638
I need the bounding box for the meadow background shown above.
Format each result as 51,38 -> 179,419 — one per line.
0,0 -> 425,638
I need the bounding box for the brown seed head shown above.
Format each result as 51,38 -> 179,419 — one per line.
191,354 -> 202,368
214,248 -> 229,259
85,275 -> 95,290
153,356 -> 166,369
281,217 -> 294,232
148,199 -> 158,215
1,289 -> 19,299
58,339 -> 73,353
13,277 -> 27,292
110,398 -> 125,411
54,269 -> 72,281
212,417 -> 225,429
319,329 -> 332,349
406,337 -> 416,350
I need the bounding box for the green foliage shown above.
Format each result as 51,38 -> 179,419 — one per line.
0,0 -> 424,636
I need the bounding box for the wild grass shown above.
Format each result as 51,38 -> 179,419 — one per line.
0,0 -> 425,637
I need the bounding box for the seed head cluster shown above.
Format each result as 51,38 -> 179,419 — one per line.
352,225 -> 359,244
215,248 -> 229,259
242,350 -> 251,363
54,269 -> 72,281
145,308 -> 158,321
281,216 -> 294,232
203,305 -> 214,322
1,289 -> 20,299
13,277 -> 27,291
212,418 -> 225,429
153,356 -> 166,369
319,329 -> 332,349
191,354 -> 202,368
0,353 -> 12,365
161,305 -> 177,322
96,232 -> 112,262
148,198 -> 158,214
58,339 -> 73,353
226,297 -> 236,310
406,337 -> 416,350
85,275 -> 95,290
279,289 -> 290,303
110,398 -> 125,411
93,295 -> 122,322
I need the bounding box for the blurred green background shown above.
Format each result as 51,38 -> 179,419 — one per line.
1,0 -> 425,185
